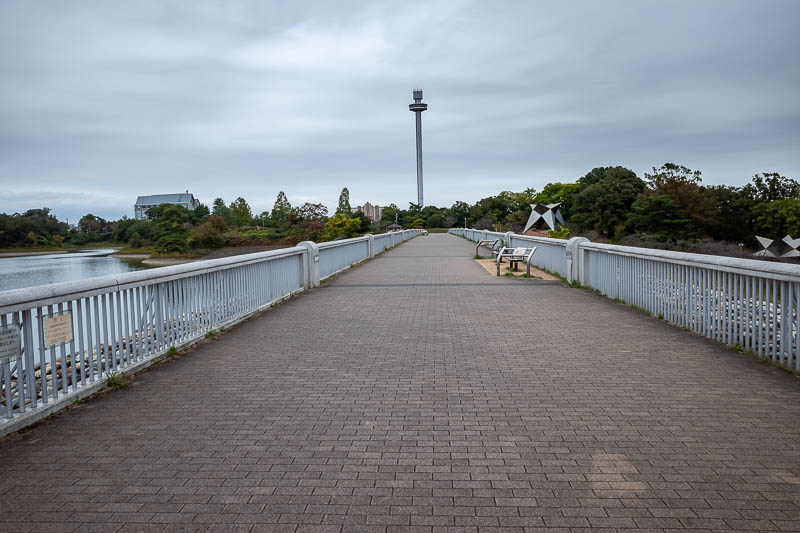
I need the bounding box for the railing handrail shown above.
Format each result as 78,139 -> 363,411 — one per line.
317,235 -> 370,249
582,241 -> 800,281
453,227 -> 800,281
0,229 -> 420,314
0,246 -> 308,314
505,234 -> 569,247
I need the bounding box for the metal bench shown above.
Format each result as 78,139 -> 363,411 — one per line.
496,246 -> 537,276
475,239 -> 500,258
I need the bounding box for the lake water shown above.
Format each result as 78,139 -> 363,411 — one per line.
0,249 -> 152,292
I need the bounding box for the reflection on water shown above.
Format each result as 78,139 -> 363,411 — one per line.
0,249 -> 153,292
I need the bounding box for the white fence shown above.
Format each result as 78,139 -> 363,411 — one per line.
451,228 -> 800,368
0,230 -> 421,435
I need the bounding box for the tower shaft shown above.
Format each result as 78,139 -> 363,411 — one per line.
409,89 -> 428,207
415,111 -> 423,207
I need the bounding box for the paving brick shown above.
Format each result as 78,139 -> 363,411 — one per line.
1,234 -> 799,532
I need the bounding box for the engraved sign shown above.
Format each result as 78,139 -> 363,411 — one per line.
44,312 -> 73,348
0,324 -> 21,363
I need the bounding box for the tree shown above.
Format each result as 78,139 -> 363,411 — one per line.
743,172 -> 800,203
335,188 -> 352,216
571,166 -> 645,237
148,204 -> 191,253
426,213 -> 443,228
350,211 -> 372,233
379,204 -> 402,228
643,163 -> 716,234
754,198 -> 800,239
229,197 -> 253,227
212,198 -> 234,225
188,215 -> 228,249
705,185 -> 755,243
322,214 -> 361,241
626,192 -> 691,240
190,203 -> 211,224
271,191 -> 293,226
295,202 -> 328,221
78,213 -> 106,234
533,183 -> 580,221
27,231 -> 38,247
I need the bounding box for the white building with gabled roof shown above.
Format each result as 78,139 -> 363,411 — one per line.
134,192 -> 200,219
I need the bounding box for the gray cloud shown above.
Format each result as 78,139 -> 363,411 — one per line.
1,0 -> 798,222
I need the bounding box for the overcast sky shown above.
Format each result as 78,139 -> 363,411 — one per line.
1,1 -> 798,222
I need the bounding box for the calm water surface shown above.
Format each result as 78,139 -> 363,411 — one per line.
0,250 -> 152,292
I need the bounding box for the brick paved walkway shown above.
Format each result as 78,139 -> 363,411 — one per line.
2,233 -> 800,532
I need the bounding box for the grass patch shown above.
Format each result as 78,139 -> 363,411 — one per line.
106,371 -> 130,389
167,346 -> 179,358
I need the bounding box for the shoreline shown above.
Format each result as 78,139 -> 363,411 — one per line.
142,257 -> 199,266
0,250 -> 69,258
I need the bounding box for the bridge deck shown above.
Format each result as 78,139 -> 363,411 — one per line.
1,233 -> 799,532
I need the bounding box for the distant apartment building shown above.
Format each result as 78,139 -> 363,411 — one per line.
351,202 -> 383,223
134,192 -> 201,220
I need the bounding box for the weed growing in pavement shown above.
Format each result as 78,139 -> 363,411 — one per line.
106,371 -> 130,389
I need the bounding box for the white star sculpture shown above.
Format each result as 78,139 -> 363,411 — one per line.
754,236 -> 776,257
523,203 -> 566,232
783,235 -> 800,258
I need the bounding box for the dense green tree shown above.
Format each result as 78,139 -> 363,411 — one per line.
295,202 -> 328,221
447,201 -> 470,227
626,192 -> 691,239
188,216 -> 228,249
743,172 -> 800,202
379,204 -> 402,228
113,218 -> 152,244
426,213 -> 443,228
704,185 -> 755,243
212,197 -> 234,225
0,208 -> 69,248
190,203 -> 210,224
229,197 -> 253,227
335,188 -> 352,216
754,198 -> 800,239
322,214 -> 361,241
571,166 -> 645,237
350,211 -> 372,233
644,163 -> 716,233
148,204 -> 191,253
533,183 -> 579,220
271,191 -> 293,226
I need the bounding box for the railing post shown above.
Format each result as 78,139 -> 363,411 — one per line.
504,231 -> 514,248
297,241 -> 321,288
566,237 -> 590,284
366,234 -> 375,258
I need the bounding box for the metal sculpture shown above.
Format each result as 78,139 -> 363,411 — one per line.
523,203 -> 566,232
754,235 -> 800,258
783,235 -> 800,258
753,236 -> 776,257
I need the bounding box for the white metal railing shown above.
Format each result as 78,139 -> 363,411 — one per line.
0,230 -> 422,435
451,228 -> 800,367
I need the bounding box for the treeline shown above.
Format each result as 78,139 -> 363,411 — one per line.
0,188 -> 379,253
2,163 -> 797,253
383,164 -> 800,246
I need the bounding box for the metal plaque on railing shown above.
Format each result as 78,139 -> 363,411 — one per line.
44,312 -> 73,348
0,324 -> 21,363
